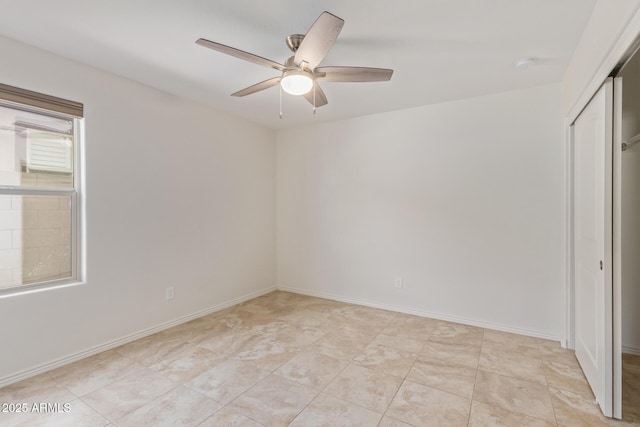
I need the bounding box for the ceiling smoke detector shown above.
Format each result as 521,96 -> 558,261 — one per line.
514,57 -> 536,69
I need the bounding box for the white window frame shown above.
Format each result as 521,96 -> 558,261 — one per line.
0,93 -> 84,296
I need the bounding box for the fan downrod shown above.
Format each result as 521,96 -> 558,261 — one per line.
286,34 -> 305,52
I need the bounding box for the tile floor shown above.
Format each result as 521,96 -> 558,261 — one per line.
0,291 -> 638,426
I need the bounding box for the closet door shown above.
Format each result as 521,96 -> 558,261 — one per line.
573,77 -> 613,417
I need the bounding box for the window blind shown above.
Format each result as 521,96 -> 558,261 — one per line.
0,83 -> 83,117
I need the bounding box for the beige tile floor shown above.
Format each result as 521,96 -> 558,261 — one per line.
0,291 -> 639,426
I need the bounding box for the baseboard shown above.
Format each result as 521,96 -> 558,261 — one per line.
277,285 -> 563,343
623,346 -> 640,356
0,285 -> 277,388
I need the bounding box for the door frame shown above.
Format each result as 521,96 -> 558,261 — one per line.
564,9 -> 640,355
612,76 -> 623,420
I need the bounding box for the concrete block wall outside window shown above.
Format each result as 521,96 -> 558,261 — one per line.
0,97 -> 79,292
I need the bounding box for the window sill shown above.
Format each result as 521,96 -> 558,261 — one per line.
0,279 -> 85,299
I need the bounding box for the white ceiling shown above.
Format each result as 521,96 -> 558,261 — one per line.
0,1 -> 596,130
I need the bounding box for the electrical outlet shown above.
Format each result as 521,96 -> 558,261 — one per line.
166,287 -> 174,301
394,277 -> 403,289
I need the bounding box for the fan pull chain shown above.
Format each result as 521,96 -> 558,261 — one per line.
279,85 -> 283,119
313,83 -> 317,115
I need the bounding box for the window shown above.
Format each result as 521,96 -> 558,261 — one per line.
0,83 -> 83,293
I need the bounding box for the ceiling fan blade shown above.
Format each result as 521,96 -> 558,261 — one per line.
196,38 -> 285,71
315,66 -> 393,82
295,12 -> 344,70
303,82 -> 328,107
231,77 -> 282,97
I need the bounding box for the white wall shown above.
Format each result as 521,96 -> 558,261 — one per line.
562,0 -> 640,116
0,36 -> 276,382
619,56 -> 640,353
277,84 -> 565,339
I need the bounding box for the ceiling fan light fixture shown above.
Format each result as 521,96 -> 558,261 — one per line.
281,70 -> 314,95
196,11 -> 393,111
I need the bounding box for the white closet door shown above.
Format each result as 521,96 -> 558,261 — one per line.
573,77 -> 613,417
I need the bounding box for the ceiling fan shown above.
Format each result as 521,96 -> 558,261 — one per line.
196,11 -> 393,110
